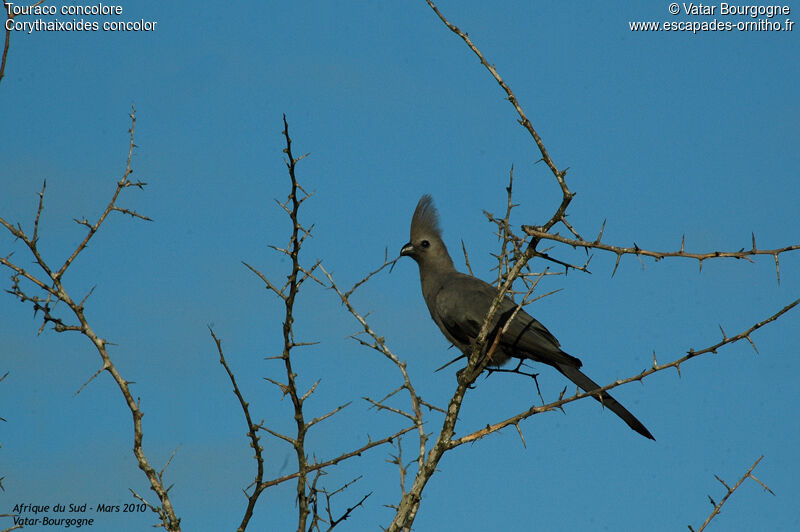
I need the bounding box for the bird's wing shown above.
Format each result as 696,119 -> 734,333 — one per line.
434,273 -> 654,439
434,273 -> 580,368
432,274 -> 489,348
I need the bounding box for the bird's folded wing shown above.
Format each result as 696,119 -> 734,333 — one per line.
434,273 -> 580,368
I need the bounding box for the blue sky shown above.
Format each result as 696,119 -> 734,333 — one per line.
2,1 -> 798,530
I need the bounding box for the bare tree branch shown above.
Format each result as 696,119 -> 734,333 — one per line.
524,226 -> 799,281
423,0 -> 571,232
237,117 -> 419,530
209,328 -> 265,532
258,426 -> 416,491
0,107 -> 180,531
321,263 -> 431,485
380,3 -> 800,530
241,114 -> 318,530
454,298 -> 798,446
1,0 -> 48,86
689,456 -> 774,532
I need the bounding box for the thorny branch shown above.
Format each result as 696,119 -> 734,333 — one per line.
235,116 -> 415,531
380,2 -> 800,531
491,166 -> 522,286
385,5 -> 572,527
0,107 -> 180,531
236,115 -> 322,531
309,475 -> 372,532
423,0 -> 571,233
524,226 -> 799,281
387,217 -> 541,532
427,0 -> 798,283
449,298 -> 798,447
321,264 -> 431,497
209,328 -> 264,532
2,1 -> 48,86
689,456 -> 774,532
274,114 -> 314,531
1,1 -> 794,530
213,322 -> 410,531
256,427 -> 415,492
0,371 -> 6,423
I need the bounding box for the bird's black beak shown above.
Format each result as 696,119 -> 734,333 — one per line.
400,242 -> 415,257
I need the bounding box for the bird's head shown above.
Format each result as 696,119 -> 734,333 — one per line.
400,194 -> 454,270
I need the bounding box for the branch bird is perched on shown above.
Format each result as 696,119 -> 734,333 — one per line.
400,195 -> 654,440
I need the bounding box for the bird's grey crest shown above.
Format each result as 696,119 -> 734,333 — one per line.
410,194 -> 442,241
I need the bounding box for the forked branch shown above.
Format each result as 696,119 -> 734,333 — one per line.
0,107 -> 179,531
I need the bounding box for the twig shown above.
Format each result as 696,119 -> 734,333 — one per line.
209,328 -> 265,532
689,456 -> 773,532
1,0 -> 47,85
523,226 -> 799,281
259,425 -> 416,490
321,263 -> 431,487
424,0 -> 571,231
451,299 -> 798,447
0,108 -> 180,531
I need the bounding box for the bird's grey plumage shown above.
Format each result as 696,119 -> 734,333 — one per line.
401,195 -> 654,440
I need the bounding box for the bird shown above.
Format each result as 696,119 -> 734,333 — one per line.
400,194 -> 654,440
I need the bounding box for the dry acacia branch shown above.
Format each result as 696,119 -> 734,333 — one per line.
689,456 -> 773,532
1,0 -> 48,86
387,10 -> 574,528
321,263 -> 431,479
344,250 -> 393,299
387,438 -> 409,498
327,491 -> 371,530
57,110 -> 150,281
491,166 -> 518,286
1,3 -> 10,86
460,239 -> 474,276
388,237 -> 538,532
450,298 -> 798,447
239,118 -> 423,529
258,425 -> 416,490
411,3 -> 794,531
258,114 -> 316,530
242,261 -> 286,299
363,396 -> 416,423
129,489 -> 160,518
395,10 -> 794,523
426,0 -> 799,286
0,108 -> 180,531
0,371 -> 6,424
209,328 -> 265,532
307,402 -> 352,429
323,477 -> 371,530
424,0 -> 571,231
523,226 -> 800,280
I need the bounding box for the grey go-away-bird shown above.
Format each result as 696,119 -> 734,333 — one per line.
400,195 -> 654,440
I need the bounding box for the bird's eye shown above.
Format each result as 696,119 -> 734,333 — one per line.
421,240 -> 430,248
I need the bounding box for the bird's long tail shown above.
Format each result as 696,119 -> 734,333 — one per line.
556,362 -> 655,440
